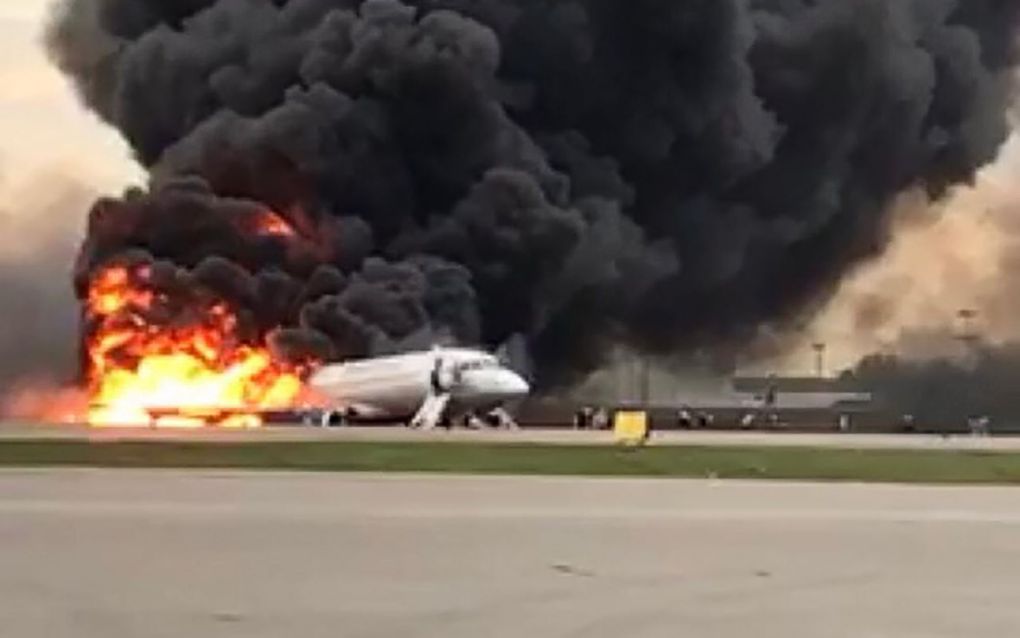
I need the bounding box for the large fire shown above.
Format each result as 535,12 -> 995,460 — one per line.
84,264 -> 308,428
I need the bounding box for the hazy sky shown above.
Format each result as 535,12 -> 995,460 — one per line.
0,1 -> 142,390
0,1 -> 140,191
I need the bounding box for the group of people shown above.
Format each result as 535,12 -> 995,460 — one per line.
737,411 -> 784,429
676,407 -> 715,429
902,413 -> 994,437
573,406 -> 610,430
570,405 -> 1001,436
967,415 -> 991,437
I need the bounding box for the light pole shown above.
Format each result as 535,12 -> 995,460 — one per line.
956,309 -> 978,342
638,356 -> 651,405
956,309 -> 981,361
812,342 -> 826,378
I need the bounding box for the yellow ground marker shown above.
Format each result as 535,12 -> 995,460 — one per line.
613,410 -> 649,446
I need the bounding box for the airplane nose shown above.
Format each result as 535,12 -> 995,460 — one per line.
503,370 -> 530,397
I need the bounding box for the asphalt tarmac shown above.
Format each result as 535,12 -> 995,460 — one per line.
2,469 -> 1020,637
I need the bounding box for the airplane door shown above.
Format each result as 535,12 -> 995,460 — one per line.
430,356 -> 461,394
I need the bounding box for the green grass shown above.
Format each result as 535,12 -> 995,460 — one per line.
3,439 -> 1020,484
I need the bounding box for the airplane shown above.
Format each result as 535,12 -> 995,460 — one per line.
305,346 -> 531,430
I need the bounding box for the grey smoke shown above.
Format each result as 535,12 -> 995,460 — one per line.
47,0 -> 1020,388
0,173 -> 94,389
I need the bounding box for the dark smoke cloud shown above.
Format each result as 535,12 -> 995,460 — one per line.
48,0 -> 1020,387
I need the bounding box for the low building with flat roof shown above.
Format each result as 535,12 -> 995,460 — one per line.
730,376 -> 874,411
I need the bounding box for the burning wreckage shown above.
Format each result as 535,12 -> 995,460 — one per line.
37,0 -> 1020,427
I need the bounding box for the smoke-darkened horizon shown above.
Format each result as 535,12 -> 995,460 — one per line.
46,0 -> 1020,389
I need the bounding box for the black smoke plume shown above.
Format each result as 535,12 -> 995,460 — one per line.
48,0 -> 1020,388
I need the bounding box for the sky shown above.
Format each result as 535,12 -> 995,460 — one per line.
0,0 -> 142,389
0,0 -> 1017,381
0,0 -> 143,270
0,1 -> 140,190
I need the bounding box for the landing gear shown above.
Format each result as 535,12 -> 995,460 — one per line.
488,407 -> 519,430
319,410 -> 346,428
460,408 -> 519,430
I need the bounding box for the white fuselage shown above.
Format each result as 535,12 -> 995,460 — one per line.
306,347 -> 530,421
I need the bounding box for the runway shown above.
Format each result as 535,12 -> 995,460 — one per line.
3,469 -> 1020,637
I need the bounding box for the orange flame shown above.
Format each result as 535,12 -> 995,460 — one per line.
87,265 -> 154,315
84,265 -> 308,428
253,210 -> 297,237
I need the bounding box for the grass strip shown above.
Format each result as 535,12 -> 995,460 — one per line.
3,439 -> 1020,484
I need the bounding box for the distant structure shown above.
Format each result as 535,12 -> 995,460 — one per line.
954,308 -> 984,367
956,308 -> 978,336
731,376 -> 873,411
956,308 -> 982,348
811,342 -> 826,378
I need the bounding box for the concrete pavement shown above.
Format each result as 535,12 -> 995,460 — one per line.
2,469 -> 1020,637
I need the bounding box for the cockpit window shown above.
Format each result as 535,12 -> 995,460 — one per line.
458,358 -> 499,371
